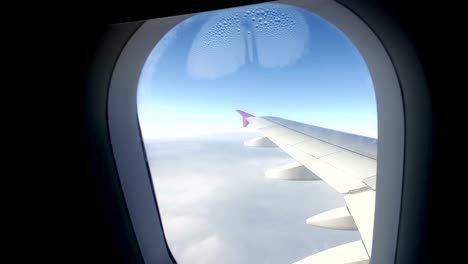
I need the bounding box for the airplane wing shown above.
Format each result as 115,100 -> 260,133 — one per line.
236,110 -> 377,264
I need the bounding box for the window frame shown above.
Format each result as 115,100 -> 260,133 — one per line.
106,0 -> 430,263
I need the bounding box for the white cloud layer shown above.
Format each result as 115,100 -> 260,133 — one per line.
147,133 -> 360,263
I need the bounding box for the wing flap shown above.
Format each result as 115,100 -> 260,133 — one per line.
344,189 -> 376,254
300,155 -> 367,193
320,151 -> 376,181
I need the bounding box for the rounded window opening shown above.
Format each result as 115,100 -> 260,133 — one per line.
137,2 -> 377,263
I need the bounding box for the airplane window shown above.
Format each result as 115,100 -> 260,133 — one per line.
137,2 -> 377,263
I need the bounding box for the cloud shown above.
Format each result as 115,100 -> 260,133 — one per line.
140,123 -> 258,140
147,133 -> 360,263
182,235 -> 241,264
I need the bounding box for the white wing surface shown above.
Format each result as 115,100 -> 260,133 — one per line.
236,110 -> 377,263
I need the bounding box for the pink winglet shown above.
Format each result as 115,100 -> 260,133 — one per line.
236,110 -> 255,127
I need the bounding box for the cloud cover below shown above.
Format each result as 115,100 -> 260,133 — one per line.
145,133 -> 360,263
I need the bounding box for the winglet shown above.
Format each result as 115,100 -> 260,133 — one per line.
236,110 -> 255,127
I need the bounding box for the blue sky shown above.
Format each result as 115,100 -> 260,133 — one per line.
137,3 -> 377,139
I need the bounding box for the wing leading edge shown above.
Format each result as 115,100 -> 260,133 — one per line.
236,110 -> 376,263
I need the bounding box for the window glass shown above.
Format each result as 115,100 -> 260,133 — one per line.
138,3 -> 376,263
